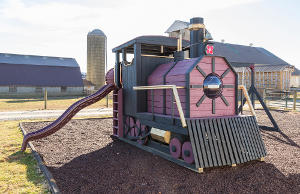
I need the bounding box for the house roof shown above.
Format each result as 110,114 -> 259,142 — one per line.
0,53 -> 79,67
292,67 -> 300,76
212,42 -> 290,67
165,20 -> 190,33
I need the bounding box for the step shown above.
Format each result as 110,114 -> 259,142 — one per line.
113,110 -> 118,112
113,126 -> 118,129
113,118 -> 118,121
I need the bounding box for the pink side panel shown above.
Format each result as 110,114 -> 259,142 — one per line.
189,56 -> 236,118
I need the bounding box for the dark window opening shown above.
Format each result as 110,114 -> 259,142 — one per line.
9,86 -> 17,93
61,86 -> 67,93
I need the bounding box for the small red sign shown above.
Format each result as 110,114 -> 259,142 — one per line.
205,44 -> 214,55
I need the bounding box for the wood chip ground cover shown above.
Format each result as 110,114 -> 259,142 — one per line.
22,111 -> 300,193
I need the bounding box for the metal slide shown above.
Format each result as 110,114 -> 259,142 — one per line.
21,84 -> 116,151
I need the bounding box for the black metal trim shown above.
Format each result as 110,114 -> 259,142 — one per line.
196,95 -> 206,107
196,65 -> 207,77
223,85 -> 234,88
212,57 -> 215,73
190,85 -> 203,88
221,68 -> 230,79
220,95 -> 229,106
212,99 -> 215,114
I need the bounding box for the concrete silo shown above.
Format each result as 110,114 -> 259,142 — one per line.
87,29 -> 107,89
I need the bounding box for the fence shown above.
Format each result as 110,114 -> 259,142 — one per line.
263,88 -> 299,111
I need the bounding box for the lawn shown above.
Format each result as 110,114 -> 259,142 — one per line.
0,120 -> 49,193
0,96 -> 112,112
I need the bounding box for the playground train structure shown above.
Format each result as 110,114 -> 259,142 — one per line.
22,17 -> 266,173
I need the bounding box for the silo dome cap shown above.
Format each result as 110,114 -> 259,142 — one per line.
88,29 -> 106,36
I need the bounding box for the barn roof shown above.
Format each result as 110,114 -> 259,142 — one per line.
0,53 -> 79,67
292,67 -> 300,76
212,42 -> 290,67
0,53 -> 83,87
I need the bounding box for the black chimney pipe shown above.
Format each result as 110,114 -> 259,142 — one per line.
189,17 -> 205,58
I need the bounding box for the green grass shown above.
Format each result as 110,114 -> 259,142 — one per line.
0,120 -> 49,193
0,96 -> 112,112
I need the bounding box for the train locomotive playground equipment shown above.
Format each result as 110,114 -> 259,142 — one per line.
22,17 -> 269,173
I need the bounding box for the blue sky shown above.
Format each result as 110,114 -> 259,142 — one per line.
0,0 -> 299,72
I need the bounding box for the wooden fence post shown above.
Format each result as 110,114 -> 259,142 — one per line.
44,88 -> 47,110
293,91 -> 297,111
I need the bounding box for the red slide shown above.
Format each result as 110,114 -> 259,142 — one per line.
21,83 -> 116,151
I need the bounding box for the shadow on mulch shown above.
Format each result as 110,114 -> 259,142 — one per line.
47,138 -> 300,194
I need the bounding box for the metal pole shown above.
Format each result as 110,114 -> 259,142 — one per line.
44,88 -> 47,110
250,65 -> 255,109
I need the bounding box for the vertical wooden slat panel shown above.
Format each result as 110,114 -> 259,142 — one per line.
195,120 -> 209,167
216,119 -> 231,165
249,116 -> 265,157
204,119 -> 218,166
229,117 -> 245,163
243,116 -> 260,159
249,116 -> 267,156
200,119 -> 214,167
246,116 -> 263,157
191,120 -> 204,168
212,118 -> 226,165
220,118 -> 235,164
236,117 -> 251,161
240,117 -> 256,160
208,119 -> 222,166
187,120 -> 201,169
224,118 -> 240,164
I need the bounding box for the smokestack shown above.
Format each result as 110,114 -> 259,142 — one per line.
189,17 -> 205,58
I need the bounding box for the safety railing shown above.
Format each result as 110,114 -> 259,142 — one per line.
133,85 -> 187,127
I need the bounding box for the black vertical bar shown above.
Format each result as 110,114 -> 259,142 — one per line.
204,119 -> 217,166
212,99 -> 215,114
224,118 -> 240,164
208,119 -> 222,166
171,92 -> 174,125
240,89 -> 243,114
236,117 -> 251,161
200,119 -> 213,167
216,119 -> 231,165
220,118 -> 235,164
240,117 -> 256,160
229,117 -> 245,163
195,120 -> 209,167
187,120 -> 201,169
212,119 -> 226,165
151,89 -> 154,121
250,67 -> 255,109
244,116 -> 261,158
253,87 -> 280,131
212,57 -> 215,73
114,52 -> 120,88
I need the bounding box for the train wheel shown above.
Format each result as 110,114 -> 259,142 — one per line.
169,137 -> 182,159
125,116 -> 135,138
137,125 -> 150,145
182,141 -> 195,164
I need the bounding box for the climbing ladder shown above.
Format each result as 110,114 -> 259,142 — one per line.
112,89 -> 123,137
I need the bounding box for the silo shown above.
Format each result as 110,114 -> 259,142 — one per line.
87,29 -> 106,89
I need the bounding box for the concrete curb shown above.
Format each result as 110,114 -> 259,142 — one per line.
19,122 -> 61,194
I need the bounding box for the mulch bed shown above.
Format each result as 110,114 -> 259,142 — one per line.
22,110 -> 300,193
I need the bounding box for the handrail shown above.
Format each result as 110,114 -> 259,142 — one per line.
133,85 -> 187,128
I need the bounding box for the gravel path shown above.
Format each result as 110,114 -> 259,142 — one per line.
22,110 -> 300,193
